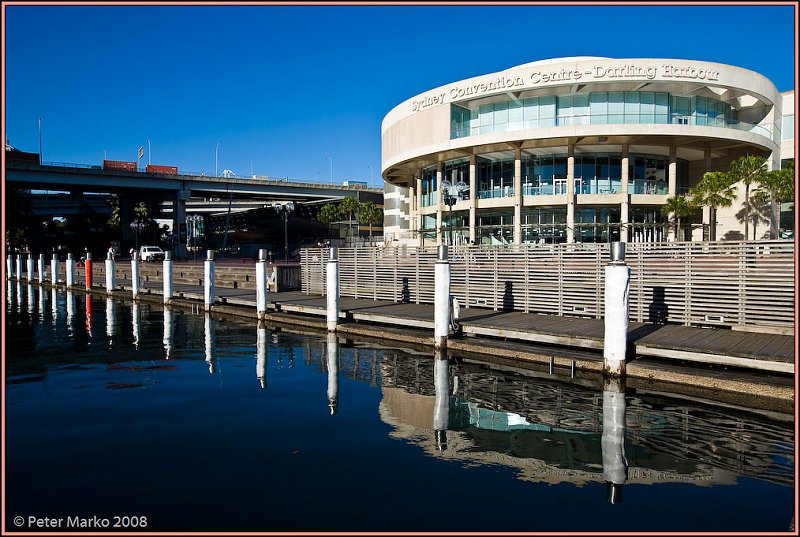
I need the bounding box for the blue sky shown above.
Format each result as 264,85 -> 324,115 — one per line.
4,4 -> 796,187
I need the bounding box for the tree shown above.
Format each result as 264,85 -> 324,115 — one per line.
660,195 -> 693,241
728,155 -> 767,240
338,196 -> 360,244
688,171 -> 737,242
356,201 -> 383,245
317,203 -> 340,239
752,161 -> 795,239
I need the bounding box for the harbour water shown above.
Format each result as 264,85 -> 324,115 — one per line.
4,284 -> 795,532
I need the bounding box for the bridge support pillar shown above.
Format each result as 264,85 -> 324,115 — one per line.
173,190 -> 190,260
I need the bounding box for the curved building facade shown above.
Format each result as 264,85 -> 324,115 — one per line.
381,57 -> 795,245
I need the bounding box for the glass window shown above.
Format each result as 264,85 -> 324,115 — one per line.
590,92 -> 608,124
494,101 -> 508,124
508,101 -> 523,130
783,115 -> 794,140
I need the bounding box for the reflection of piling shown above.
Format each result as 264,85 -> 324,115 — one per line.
84,253 -> 93,289
105,251 -> 115,294
51,254 -> 59,285
326,331 -> 339,414
434,245 -> 451,350
163,252 -> 173,304
27,254 -> 35,283
256,249 -> 268,319
601,376 -> 628,504
256,322 -> 267,388
131,251 -> 140,299
204,250 -> 215,312
433,348 -> 450,452
106,297 -> 115,339
65,253 -> 75,287
163,307 -> 174,359
6,255 -> 11,280
132,302 -> 140,349
204,313 -> 215,374
326,248 -> 339,332
603,242 -> 629,377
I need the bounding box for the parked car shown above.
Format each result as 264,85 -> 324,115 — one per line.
140,245 -> 165,262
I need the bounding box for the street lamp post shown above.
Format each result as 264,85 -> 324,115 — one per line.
440,172 -> 469,246
325,156 -> 333,184
215,140 -> 222,177
274,202 -> 295,263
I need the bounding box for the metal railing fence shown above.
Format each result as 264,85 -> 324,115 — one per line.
301,241 -> 795,331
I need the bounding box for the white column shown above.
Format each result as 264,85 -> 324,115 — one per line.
256,249 -> 268,318
326,332 -> 339,415
38,254 -> 45,284
601,376 -> 628,504
16,254 -> 23,281
621,145 -> 630,243
105,251 -> 115,294
326,247 -> 340,332
514,147 -> 522,245
163,251 -> 173,304
469,155 -> 477,244
6,255 -> 11,280
567,145 -> 576,244
51,254 -> 59,285
603,242 -> 629,377
27,254 -> 35,282
434,245 -> 450,349
65,253 -> 75,287
204,250 -> 215,311
131,250 -> 140,299
435,162 -> 443,245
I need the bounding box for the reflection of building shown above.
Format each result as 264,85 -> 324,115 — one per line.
381,57 -> 794,246
377,355 -> 793,488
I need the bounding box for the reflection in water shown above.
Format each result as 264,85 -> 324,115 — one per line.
50,288 -> 58,322
433,349 -> 450,452
27,284 -> 35,314
163,307 -> 174,359
602,377 -> 628,504
85,295 -> 93,338
326,332 -> 339,415
66,291 -> 76,336
132,303 -> 141,349
256,322 -> 267,388
205,314 -> 216,374
17,282 -> 23,314
39,285 -> 46,318
106,297 -> 116,341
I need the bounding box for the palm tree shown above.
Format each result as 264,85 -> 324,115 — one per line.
356,201 -> 383,245
338,196 -> 359,245
660,195 -> 693,241
728,155 -> 767,240
688,171 -> 737,242
317,203 -> 340,239
752,161 -> 795,239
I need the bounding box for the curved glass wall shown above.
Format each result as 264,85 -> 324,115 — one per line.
574,207 -> 621,243
420,165 -> 437,207
452,91 -> 771,139
477,210 -> 514,245
477,157 -> 515,198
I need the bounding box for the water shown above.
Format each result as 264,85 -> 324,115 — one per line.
5,284 -> 795,532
